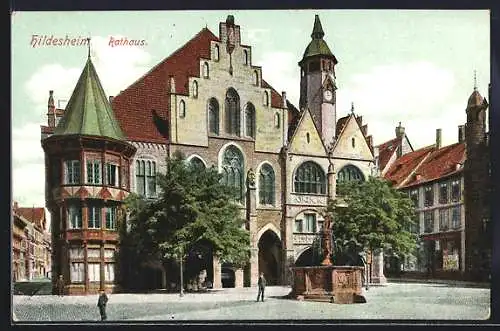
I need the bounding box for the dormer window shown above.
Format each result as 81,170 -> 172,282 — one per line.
214,45 -> 220,61
179,100 -> 186,118
203,62 -> 209,78
192,81 -> 198,98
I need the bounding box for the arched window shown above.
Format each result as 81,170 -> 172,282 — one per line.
264,91 -> 269,106
254,70 -> 259,86
222,146 -> 244,202
192,81 -> 198,98
225,88 -> 240,136
274,112 -> 280,128
294,162 -> 326,194
189,156 -> 206,170
208,97 -> 219,135
244,50 -> 249,65
306,132 -> 310,143
259,164 -> 275,205
203,62 -> 209,78
337,165 -> 365,184
214,45 -> 220,61
351,137 -> 355,148
135,159 -> 157,198
179,100 -> 186,118
245,103 -> 255,138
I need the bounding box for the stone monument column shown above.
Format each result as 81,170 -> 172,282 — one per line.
327,163 -> 336,201
212,255 -> 222,289
247,168 -> 259,287
234,268 -> 244,288
371,248 -> 387,284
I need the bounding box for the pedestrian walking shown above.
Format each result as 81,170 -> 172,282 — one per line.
97,290 -> 109,321
56,274 -> 65,296
256,272 -> 266,302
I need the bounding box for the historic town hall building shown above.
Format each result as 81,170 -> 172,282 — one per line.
42,15 -> 383,294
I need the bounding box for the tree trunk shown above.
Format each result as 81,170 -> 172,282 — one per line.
161,266 -> 167,289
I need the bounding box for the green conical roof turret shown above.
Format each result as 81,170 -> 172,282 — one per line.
300,15 -> 337,65
53,55 -> 125,140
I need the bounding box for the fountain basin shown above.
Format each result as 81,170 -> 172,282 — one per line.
289,265 -> 366,304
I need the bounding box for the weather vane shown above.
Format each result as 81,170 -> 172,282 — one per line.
351,102 -> 355,114
87,37 -> 91,58
473,69 -> 477,91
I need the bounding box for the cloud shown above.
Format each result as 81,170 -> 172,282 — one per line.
245,28 -> 269,45
255,51 -> 300,105
335,61 -> 460,148
14,38 -> 154,209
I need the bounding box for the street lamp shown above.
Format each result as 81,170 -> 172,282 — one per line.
179,245 -> 184,297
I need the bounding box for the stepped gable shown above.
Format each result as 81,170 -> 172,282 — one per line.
111,27 -> 286,144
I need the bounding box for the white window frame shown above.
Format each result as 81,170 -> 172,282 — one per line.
105,207 -> 116,230
106,163 -> 119,187
70,262 -> 84,283
88,263 -> 100,282
104,263 -> 115,282
88,206 -> 101,229
67,206 -> 82,229
86,159 -> 102,184
64,160 -> 81,184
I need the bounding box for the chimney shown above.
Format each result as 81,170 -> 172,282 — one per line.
395,122 -> 405,138
48,90 -> 55,107
458,125 -> 465,143
282,91 -> 287,108
436,128 -> 442,149
109,96 -> 114,103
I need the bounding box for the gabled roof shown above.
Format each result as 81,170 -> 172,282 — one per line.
111,27 -> 286,144
53,57 -> 125,140
287,107 -> 329,155
332,112 -> 374,156
376,136 -> 402,171
403,142 -> 466,188
384,141 -> 466,189
384,145 -> 434,188
14,206 -> 47,231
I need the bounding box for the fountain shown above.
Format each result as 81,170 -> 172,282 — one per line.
289,212 -> 367,304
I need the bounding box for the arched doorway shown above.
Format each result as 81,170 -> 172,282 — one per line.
258,229 -> 282,285
295,247 -> 315,267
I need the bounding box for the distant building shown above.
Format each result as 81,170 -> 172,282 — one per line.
12,202 -> 51,281
379,86 -> 490,281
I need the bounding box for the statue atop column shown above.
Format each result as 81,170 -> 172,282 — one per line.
321,213 -> 333,266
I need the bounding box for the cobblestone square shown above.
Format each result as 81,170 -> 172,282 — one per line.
12,282 -> 490,322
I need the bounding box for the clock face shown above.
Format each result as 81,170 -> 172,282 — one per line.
324,90 -> 333,102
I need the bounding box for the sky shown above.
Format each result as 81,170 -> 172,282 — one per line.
11,9 -> 490,211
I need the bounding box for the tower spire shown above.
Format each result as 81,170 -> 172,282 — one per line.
473,70 -> 477,91
87,37 -> 91,59
311,14 -> 325,39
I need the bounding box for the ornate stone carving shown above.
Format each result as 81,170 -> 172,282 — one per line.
290,194 -> 327,205
293,233 -> 315,245
247,168 -> 256,188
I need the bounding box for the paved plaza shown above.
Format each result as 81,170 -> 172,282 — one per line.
12,282 -> 490,322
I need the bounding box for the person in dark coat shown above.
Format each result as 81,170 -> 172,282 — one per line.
56,275 -> 65,296
256,272 -> 266,302
97,290 -> 109,321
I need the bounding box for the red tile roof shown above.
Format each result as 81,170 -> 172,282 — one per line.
403,142 -> 465,188
14,207 -> 46,230
384,142 -> 466,188
384,145 -> 434,187
376,137 -> 402,172
111,27 -> 286,144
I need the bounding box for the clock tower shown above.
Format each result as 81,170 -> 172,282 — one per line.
299,15 -> 338,146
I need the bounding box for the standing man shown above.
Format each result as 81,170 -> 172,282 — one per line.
256,272 -> 266,302
56,274 -> 65,296
97,290 -> 109,321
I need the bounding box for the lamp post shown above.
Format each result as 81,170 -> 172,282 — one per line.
179,245 -> 184,297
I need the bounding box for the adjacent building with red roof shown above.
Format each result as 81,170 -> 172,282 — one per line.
12,202 -> 51,281
380,88 -> 490,281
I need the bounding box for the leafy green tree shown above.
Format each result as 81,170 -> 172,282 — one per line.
123,152 -> 250,287
327,177 -> 417,262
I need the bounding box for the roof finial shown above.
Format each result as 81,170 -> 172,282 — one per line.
87,37 -> 91,59
351,102 -> 355,114
311,14 -> 325,39
473,69 -> 477,91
